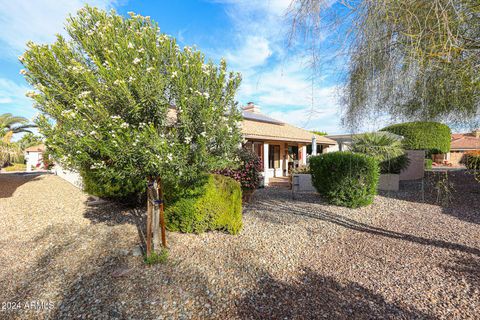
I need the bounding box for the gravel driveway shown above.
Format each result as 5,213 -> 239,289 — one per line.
0,172 -> 479,319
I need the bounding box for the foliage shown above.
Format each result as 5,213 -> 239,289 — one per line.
288,0 -> 480,127
425,159 -> 433,170
309,152 -> 379,208
0,113 -> 36,143
291,165 -> 310,174
215,147 -> 262,189
464,151 -> 480,170
20,6 -> 242,200
311,130 -> 327,136
350,132 -> 410,174
166,174 -> 242,234
0,142 -> 21,167
381,122 -> 451,155
17,133 -> 43,150
144,248 -> 168,265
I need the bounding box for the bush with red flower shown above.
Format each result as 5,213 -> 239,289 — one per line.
215,147 -> 262,190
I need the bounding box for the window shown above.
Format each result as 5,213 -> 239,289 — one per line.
268,145 -> 280,168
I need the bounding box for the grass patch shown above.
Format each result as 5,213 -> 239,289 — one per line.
144,248 -> 169,265
3,163 -> 26,172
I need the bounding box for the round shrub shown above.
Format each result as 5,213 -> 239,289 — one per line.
381,122 -> 451,155
309,152 -> 380,208
165,174 -> 242,234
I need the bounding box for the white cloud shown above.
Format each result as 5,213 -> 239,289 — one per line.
0,78 -> 35,117
226,36 -> 272,69
0,0 -> 118,57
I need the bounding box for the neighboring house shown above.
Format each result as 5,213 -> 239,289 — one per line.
437,129 -> 480,165
241,103 -> 336,185
25,144 -> 45,171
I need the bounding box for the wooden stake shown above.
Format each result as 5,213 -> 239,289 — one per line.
146,178 -> 153,257
157,177 -> 167,248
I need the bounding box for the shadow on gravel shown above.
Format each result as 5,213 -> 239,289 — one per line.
0,172 -> 45,199
236,268 -> 434,319
253,195 -> 480,257
441,255 -> 480,290
382,171 -> 480,225
84,203 -> 148,253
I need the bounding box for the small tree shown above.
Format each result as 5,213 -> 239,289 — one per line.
20,6 -> 242,255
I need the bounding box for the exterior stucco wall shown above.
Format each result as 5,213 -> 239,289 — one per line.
400,150 -> 425,181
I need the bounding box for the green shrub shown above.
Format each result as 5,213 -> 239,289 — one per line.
81,167 -> 145,202
381,122 -> 451,155
464,151 -> 480,170
309,152 -> 379,208
166,174 -> 242,234
425,158 -> 433,169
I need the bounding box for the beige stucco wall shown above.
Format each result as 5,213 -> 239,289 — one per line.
399,150 -> 425,181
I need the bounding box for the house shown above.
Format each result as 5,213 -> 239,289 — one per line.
438,129 -> 480,165
241,103 -> 336,185
25,144 -> 45,171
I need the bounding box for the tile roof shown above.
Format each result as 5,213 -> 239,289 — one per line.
241,117 -> 336,144
25,144 -> 46,152
451,133 -> 480,150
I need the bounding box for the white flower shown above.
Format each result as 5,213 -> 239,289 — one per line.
137,48 -> 145,53
120,122 -> 129,128
127,42 -> 134,49
90,131 -> 97,135
110,115 -> 121,120
203,92 -> 210,99
128,76 -> 135,83
146,67 -> 155,72
133,57 -> 141,64
78,91 -> 91,99
167,154 -> 173,161
171,71 -> 177,78
86,30 -> 94,36
18,54 -> 25,62
113,79 -> 124,85
76,150 -> 82,154
19,69 -> 27,75
200,131 -> 207,137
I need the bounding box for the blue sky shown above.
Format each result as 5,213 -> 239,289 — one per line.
0,0 -> 352,134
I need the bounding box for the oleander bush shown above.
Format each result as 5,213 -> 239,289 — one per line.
381,122 -> 451,155
166,174 -> 242,234
309,152 -> 379,208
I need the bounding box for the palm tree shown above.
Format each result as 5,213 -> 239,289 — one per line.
0,113 -> 36,143
0,113 -> 36,167
351,132 -> 410,174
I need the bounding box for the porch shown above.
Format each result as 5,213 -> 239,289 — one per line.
244,140 -> 330,186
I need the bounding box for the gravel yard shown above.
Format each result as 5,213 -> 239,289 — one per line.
1,172 -> 479,319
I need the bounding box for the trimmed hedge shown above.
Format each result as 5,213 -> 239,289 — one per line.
381,122 -> 451,155
309,152 -> 380,208
166,174 -> 242,234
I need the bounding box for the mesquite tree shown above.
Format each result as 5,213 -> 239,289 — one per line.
20,6 -> 242,254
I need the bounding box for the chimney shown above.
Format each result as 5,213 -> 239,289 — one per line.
242,102 -> 261,114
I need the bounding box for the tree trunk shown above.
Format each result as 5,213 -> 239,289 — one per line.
151,178 -> 161,252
